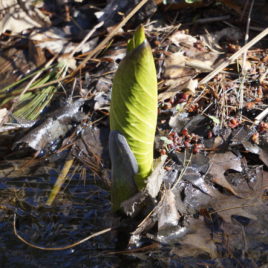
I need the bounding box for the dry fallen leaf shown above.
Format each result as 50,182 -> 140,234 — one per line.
185,58 -> 213,72
147,155 -> 168,198
0,1 -> 49,34
164,52 -> 193,80
0,108 -> 8,125
162,30 -> 219,101
30,28 -> 98,55
208,151 -> 242,195
169,31 -> 198,47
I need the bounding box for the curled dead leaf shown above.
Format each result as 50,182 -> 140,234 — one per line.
208,151 -> 242,196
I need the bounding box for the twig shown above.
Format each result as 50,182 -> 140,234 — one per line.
72,0 -> 150,75
171,151 -> 192,190
242,0 -> 254,75
199,27 -> 268,86
70,21 -> 104,57
250,26 -> 266,32
240,0 -> 250,21
209,204 -> 252,215
13,213 -> 112,251
254,107 -> 268,125
239,0 -> 255,115
192,15 -> 231,24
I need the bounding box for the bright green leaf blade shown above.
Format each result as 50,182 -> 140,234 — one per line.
185,0 -> 201,3
110,26 -> 157,188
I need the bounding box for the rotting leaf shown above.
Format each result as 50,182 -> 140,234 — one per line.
221,202 -> 268,256
242,141 -> 268,168
234,165 -> 264,200
171,217 -> 217,258
121,191 -> 148,217
210,166 -> 264,223
164,30 -> 220,95
182,167 -> 218,197
211,195 -> 258,224
174,151 -> 209,174
173,179 -> 213,215
161,29 -> 219,101
208,151 -> 242,196
231,126 -> 255,145
73,126 -> 110,168
15,99 -> 85,152
170,114 -> 208,134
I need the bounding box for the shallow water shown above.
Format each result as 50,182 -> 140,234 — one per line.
0,159 -> 268,267
0,169 -> 117,267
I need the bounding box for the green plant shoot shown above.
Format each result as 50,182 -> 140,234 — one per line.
110,25 -> 157,188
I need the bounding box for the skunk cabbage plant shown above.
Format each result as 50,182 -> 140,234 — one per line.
110,26 -> 157,190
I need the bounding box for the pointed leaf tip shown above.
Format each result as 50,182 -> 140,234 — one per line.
127,25 -> 146,52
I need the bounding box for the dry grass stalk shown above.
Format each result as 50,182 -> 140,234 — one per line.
239,0 -> 255,113
13,213 -> 112,251
199,27 -> 268,86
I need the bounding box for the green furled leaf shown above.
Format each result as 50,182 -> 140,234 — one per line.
127,26 -> 146,52
110,25 -> 157,188
185,0 -> 201,3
